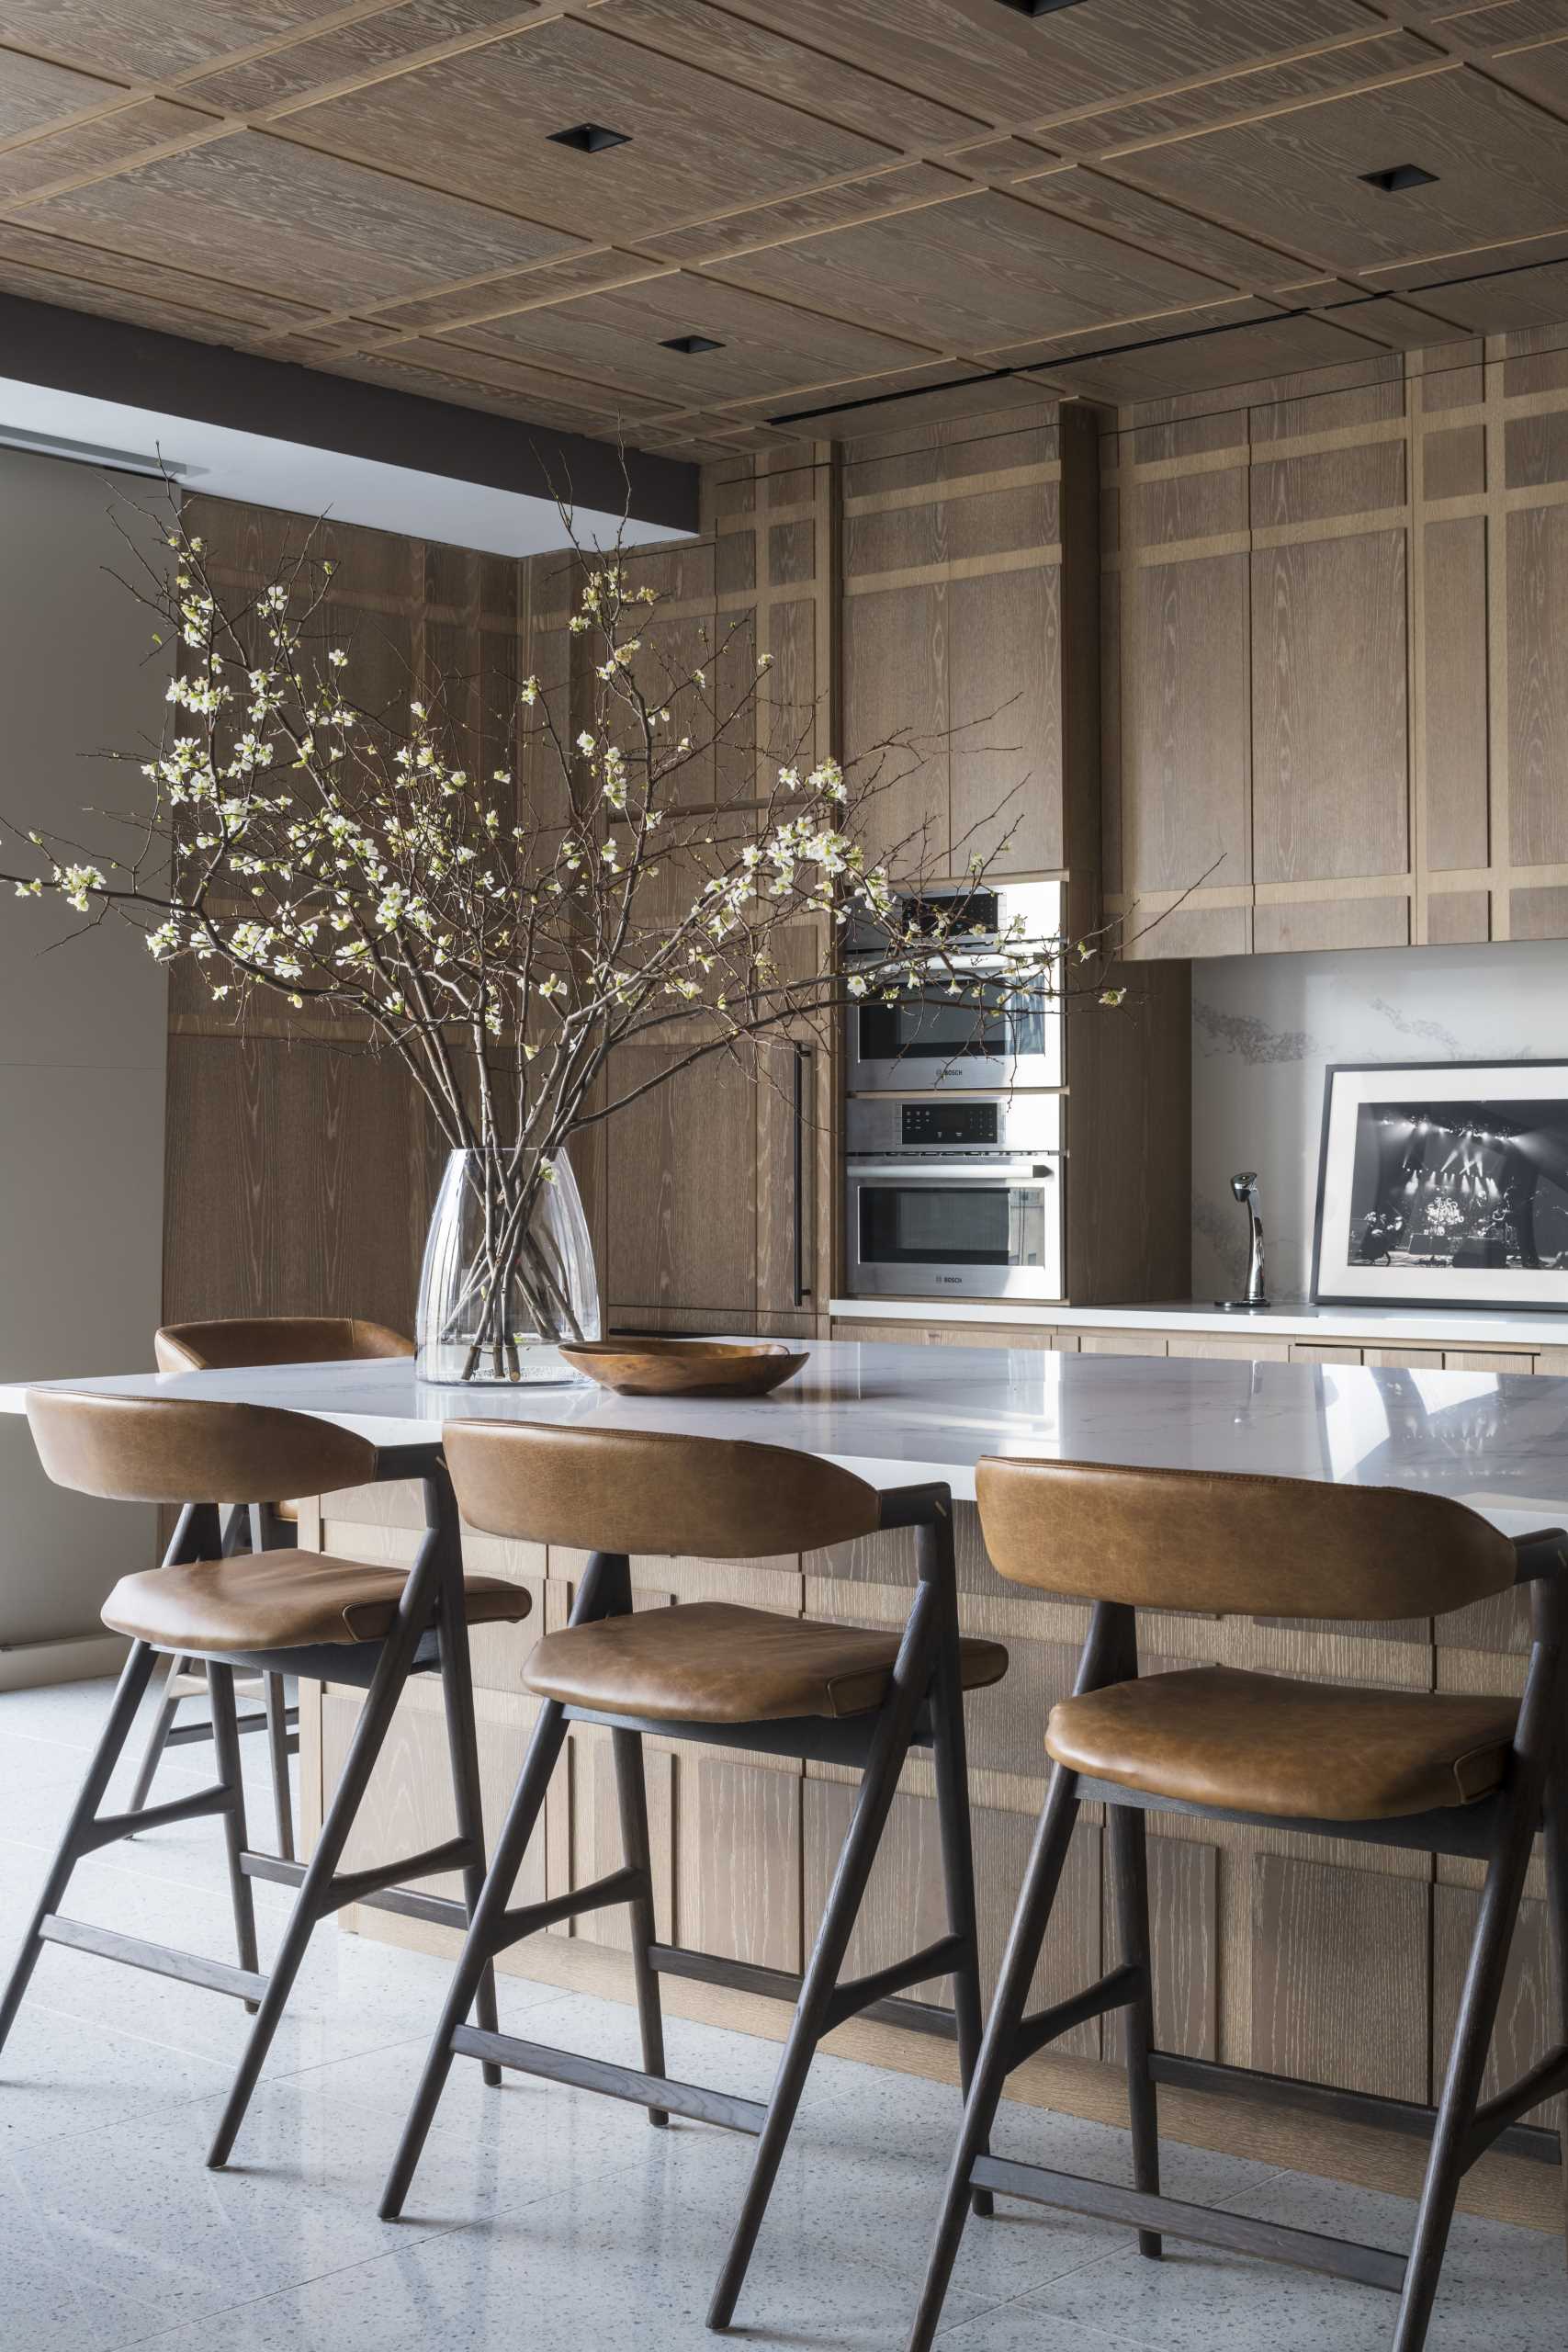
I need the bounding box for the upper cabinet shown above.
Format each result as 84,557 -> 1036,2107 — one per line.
840,400 -> 1101,930
1104,332 -> 1568,957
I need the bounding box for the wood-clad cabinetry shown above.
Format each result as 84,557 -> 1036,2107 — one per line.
1104,326 -> 1568,956
162,497 -> 526,1335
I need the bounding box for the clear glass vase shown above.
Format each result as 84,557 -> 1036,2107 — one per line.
415,1147 -> 600,1385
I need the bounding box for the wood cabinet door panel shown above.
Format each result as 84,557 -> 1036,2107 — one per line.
1250,529 -> 1408,885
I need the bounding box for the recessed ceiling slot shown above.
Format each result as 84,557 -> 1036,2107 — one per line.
660,334 -> 724,355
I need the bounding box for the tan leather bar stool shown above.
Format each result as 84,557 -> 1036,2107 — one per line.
130,1317 -> 416,1858
378,1421 -> 1010,2330
908,1462 -> 1568,2352
0,1388 -> 530,2167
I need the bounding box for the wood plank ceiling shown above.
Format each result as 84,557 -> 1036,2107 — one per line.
4,0 -> 1568,458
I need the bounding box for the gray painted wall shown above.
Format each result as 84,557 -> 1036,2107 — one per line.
1190,940 -> 1568,1305
0,448 -> 168,1657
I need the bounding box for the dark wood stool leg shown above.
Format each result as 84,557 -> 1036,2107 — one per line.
205,1590 -> 443,2169
612,1726 -> 668,2128
1540,1750 -> 1568,2271
0,1642 -> 159,2053
1109,1802 -> 1162,2258
1394,1809 -> 1540,2344
263,1675 -> 295,1863
126,1652 -> 187,1821
907,1760 -> 1084,2352
706,1586 -> 941,2333
429,1464 -> 502,2087
926,1528 -> 992,2221
208,1663 -> 261,2009
379,1694 -> 571,2220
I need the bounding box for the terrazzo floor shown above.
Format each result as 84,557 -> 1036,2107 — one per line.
0,1675 -> 1562,2351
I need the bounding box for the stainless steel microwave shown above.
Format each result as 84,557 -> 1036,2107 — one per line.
844,880 -> 1063,1092
845,966 -> 1063,1092
844,1094 -> 1063,1301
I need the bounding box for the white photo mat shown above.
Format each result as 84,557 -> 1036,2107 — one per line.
1313,1060 -> 1568,1309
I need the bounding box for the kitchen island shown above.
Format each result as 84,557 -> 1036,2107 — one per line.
7,1341 -> 1565,2234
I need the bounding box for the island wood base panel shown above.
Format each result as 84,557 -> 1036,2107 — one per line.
298,1483 -> 1567,2239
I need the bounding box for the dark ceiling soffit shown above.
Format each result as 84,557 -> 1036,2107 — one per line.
0,294 -> 700,533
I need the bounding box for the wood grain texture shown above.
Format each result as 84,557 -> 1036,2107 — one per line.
1506,502 -> 1568,868
1251,1851 -> 1429,2103
1250,530 -> 1408,886
1122,554 -> 1250,896
7,0 -> 1568,455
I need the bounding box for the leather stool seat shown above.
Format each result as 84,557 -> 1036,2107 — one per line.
1046,1664 -> 1520,1823
103,1550 -> 532,1655
525,1599 -> 1008,1724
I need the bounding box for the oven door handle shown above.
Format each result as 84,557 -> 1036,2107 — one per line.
846,1159 -> 1056,1182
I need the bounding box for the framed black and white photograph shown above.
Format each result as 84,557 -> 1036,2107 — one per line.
1313,1060 -> 1568,1309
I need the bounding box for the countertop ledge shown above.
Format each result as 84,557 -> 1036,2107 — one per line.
828,1297 -> 1568,1348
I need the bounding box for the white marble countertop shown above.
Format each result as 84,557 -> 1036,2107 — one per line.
828,1296 -> 1568,1349
5,1341 -> 1566,1538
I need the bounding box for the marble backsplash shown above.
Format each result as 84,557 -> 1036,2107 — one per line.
1190,939 -> 1568,1302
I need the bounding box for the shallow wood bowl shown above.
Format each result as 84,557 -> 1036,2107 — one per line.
558,1338 -> 809,1397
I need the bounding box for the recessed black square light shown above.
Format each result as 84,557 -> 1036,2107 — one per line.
1360,163 -> 1438,193
548,122 -> 630,153
660,334 -> 724,355
994,0 -> 1092,15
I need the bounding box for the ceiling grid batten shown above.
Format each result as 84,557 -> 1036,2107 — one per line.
1,3 -> 1568,456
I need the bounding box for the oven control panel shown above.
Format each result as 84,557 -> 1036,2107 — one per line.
846,1092 -> 1061,1159
900,1102 -> 998,1147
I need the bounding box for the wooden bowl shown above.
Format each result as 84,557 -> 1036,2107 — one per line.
558,1338 -> 809,1398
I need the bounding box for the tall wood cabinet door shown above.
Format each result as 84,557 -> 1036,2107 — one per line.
604,1040 -> 759,1321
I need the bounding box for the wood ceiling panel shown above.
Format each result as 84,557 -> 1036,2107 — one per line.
3,1 -> 1568,445
178,0 -> 537,113
1445,2 -> 1568,41
0,99 -> 214,205
286,13 -> 894,236
1116,66 -> 1568,278
1042,32 -> 1440,157
716,189 -> 1236,356
599,0 -> 987,148
389,330 -> 673,416
451,271 -> 931,407
1032,311 -> 1393,404
737,0 -> 1384,128
320,343 -> 644,437
1398,253 -> 1568,333
371,251 -> 669,335
0,46 -> 125,141
0,2 -> 364,84
0,216 -> 322,326
18,128 -> 582,308
1490,35 -> 1568,109
647,165 -> 964,268
0,247 -> 294,345
1012,165 -> 1313,291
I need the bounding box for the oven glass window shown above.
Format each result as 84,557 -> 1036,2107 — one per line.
859,1183 -> 1043,1268
856,979 -> 1047,1064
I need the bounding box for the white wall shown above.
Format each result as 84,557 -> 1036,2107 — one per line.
1190,939 -> 1568,1304
0,448 -> 169,1659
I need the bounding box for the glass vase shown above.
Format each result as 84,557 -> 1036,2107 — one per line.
415,1147 -> 600,1385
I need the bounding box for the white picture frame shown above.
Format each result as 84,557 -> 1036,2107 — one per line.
1313,1059 -> 1568,1310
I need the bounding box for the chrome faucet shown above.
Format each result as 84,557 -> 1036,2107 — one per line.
1224,1170 -> 1269,1310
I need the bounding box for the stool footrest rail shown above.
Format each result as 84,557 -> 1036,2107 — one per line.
969,2154 -> 1408,2293
449,2024 -> 767,2135
39,1915 -> 267,2005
